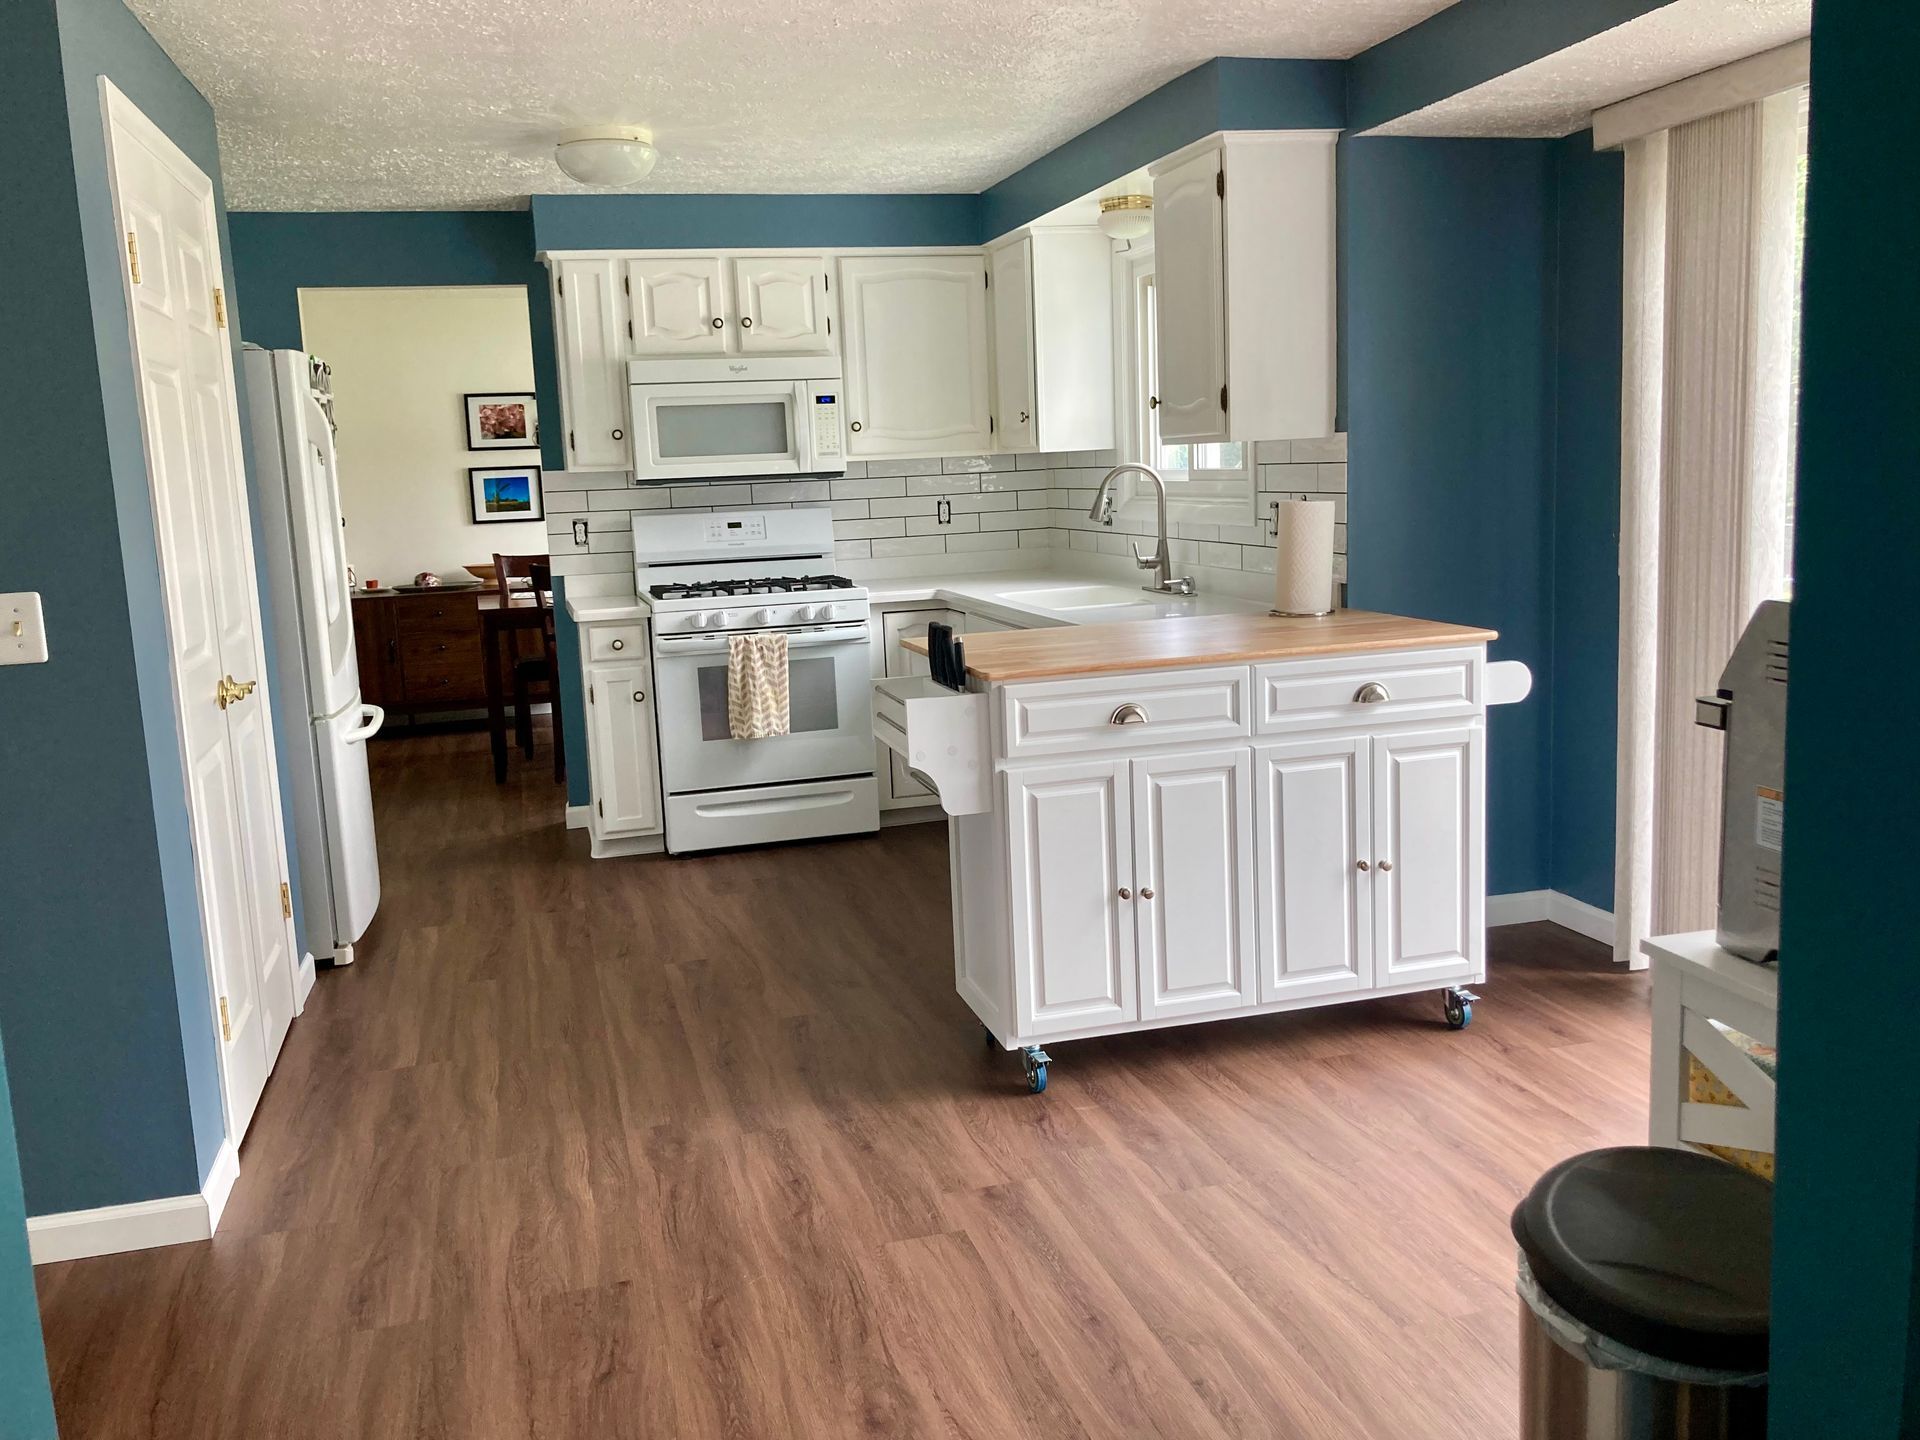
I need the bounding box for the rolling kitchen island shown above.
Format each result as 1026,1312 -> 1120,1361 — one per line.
875,609 -> 1531,1092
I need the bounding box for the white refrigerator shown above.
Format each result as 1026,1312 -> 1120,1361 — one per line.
244,345 -> 383,965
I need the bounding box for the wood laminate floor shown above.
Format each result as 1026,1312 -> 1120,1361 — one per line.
36,724 -> 1652,1439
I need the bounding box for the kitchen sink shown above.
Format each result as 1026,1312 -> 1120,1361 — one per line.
998,584 -> 1156,611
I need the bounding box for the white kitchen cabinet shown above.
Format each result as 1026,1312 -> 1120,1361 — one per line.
838,254 -> 993,459
625,256 -> 728,356
1150,131 -> 1338,444
1006,759 -> 1138,1037
1371,726 -> 1482,987
732,256 -> 833,355
578,636 -> 662,859
552,257 -> 629,471
879,607 -> 962,805
1133,748 -> 1256,1020
1254,735 -> 1372,1003
988,231 -> 1115,454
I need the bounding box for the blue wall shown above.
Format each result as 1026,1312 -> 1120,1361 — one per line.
1341,137 -> 1558,895
1546,136 -> 1623,912
1772,8 -> 1920,1432
530,193 -> 981,253
0,0 -> 246,1219
0,1034 -> 56,1440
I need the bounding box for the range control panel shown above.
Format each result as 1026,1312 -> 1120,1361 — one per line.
702,515 -> 768,547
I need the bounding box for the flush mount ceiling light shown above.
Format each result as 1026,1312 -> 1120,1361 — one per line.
1097,193 -> 1153,241
554,126 -> 658,187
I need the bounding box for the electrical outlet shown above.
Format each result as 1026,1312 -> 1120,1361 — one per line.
0,592 -> 48,664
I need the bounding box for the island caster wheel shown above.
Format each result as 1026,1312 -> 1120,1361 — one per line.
1443,987 -> 1479,1030
1021,1046 -> 1052,1094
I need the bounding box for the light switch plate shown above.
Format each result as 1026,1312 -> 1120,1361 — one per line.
0,592 -> 49,664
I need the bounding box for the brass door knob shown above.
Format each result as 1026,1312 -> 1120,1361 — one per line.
215,675 -> 257,710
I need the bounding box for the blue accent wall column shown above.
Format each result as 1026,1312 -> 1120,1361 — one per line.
1547,135 -> 1623,912
0,1033 -> 59,1440
1771,8 -> 1920,1433
1340,136 -> 1557,894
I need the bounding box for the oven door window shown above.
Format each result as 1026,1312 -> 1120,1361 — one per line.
694,653 -> 839,741
652,398 -> 793,462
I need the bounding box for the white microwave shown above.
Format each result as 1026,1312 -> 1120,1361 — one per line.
627,356 -> 846,482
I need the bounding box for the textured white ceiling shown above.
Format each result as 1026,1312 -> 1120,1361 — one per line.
126,0 -> 1465,212
1371,0 -> 1810,138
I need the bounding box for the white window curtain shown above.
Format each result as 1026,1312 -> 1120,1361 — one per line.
1613,91 -> 1801,969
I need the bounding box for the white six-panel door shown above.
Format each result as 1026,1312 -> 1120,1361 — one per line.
731,256 -> 833,355
1133,748 -> 1256,1019
553,258 -> 628,469
1006,760 -> 1137,1036
1372,726 -> 1482,986
1254,736 -> 1373,1002
105,80 -> 298,1145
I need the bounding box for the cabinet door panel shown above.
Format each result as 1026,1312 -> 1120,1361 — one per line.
590,662 -> 661,836
1372,726 -> 1481,985
1135,749 -> 1255,1019
1151,147 -> 1228,443
1007,760 -> 1135,1035
839,255 -> 992,457
1255,736 -> 1371,1002
733,256 -> 833,355
989,238 -> 1037,451
626,257 -> 727,356
554,258 -> 629,470
880,607 -> 962,802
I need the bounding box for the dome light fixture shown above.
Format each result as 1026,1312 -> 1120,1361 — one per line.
1097,193 -> 1153,241
555,126 -> 658,187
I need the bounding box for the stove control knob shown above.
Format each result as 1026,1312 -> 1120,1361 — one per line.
689,611 -> 715,630
717,611 -> 739,628
754,607 -> 776,626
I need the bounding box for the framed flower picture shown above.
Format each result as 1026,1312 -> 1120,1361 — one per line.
469,465 -> 544,524
464,392 -> 538,450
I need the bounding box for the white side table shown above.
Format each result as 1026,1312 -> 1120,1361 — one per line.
1644,931 -> 1779,1158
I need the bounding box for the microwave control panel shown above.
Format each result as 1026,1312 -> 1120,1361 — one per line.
810,391 -> 843,459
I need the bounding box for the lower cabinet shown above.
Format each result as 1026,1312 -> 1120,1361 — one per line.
579,636 -> 663,855
878,607 -> 962,806
1000,722 -> 1483,1040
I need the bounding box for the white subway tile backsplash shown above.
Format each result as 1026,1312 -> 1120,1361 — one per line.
829,475 -> 907,500
1291,435 -> 1349,463
828,499 -> 870,521
883,458 -> 944,477
866,497 -> 938,518
941,454 -> 992,473
835,540 -> 872,560
909,472 -> 976,495
944,530 -> 1021,552
1013,452 -> 1052,470
906,513 -> 980,535
1317,463 -> 1348,493
947,491 -> 1018,514
754,480 -> 829,503
871,535 -> 947,558
833,516 -> 906,541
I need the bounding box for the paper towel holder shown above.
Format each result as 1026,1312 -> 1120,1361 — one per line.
1268,498 -> 1337,617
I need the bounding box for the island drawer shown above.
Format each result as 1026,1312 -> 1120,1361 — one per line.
999,666 -> 1250,759
1254,647 -> 1483,735
586,624 -> 646,661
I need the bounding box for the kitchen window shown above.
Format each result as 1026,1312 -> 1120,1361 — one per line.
1114,250 -> 1256,525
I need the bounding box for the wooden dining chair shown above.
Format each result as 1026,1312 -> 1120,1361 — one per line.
491,553 -> 565,782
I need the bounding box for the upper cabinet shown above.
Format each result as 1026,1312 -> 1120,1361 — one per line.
731,256 -> 833,355
625,257 -> 727,356
551,257 -> 630,471
625,255 -> 835,357
1150,132 -> 1338,444
838,253 -> 994,459
988,230 -> 1115,455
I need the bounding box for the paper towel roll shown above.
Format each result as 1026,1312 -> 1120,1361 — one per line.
1272,499 -> 1336,615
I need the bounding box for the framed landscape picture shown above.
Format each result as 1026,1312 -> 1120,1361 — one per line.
469,465 -> 544,524
464,392 -> 538,450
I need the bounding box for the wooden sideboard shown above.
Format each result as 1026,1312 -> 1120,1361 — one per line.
353,589 -> 543,724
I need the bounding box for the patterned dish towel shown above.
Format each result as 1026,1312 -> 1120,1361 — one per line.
727,632 -> 790,739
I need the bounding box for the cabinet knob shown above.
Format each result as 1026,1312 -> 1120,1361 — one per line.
1356,859 -> 1370,871
850,421 -> 863,433
632,690 -> 645,703
1140,887 -> 1154,900
1109,703 -> 1147,725
711,316 -> 724,329
612,428 -> 623,441
610,638 -> 624,651
1354,681 -> 1392,705
1378,860 -> 1394,872
739,316 -> 753,329
1117,887 -> 1131,900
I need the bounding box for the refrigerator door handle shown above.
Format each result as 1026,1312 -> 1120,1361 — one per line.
343,703 -> 386,745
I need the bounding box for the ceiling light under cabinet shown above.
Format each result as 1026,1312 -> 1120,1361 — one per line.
554,126 -> 658,187
1097,193 -> 1153,241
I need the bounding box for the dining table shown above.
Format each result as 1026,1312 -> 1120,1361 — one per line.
478,587 -> 551,784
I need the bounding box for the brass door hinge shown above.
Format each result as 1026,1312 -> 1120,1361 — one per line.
280,881 -> 292,919
126,231 -> 141,284
213,287 -> 227,328
218,996 -> 231,1043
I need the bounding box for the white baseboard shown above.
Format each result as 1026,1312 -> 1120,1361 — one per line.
201,1140 -> 240,1232
1488,890 -> 1616,948
879,804 -> 944,827
29,1191 -> 210,1265
565,803 -> 590,830
293,951 -> 317,1013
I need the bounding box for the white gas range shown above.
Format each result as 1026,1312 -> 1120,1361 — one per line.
634,509 -> 878,854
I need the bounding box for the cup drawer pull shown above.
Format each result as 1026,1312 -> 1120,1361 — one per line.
1353,682 -> 1392,704
1109,703 -> 1148,725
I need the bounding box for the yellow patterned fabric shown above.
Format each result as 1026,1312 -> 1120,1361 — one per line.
727,632 -> 790,740
1688,1050 -> 1776,1182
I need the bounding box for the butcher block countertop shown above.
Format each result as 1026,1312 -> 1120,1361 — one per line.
904,609 -> 1499,683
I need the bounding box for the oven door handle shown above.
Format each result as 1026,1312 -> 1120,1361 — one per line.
655,626 -> 870,655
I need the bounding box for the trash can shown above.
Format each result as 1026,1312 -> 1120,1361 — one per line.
1511,1146 -> 1771,1439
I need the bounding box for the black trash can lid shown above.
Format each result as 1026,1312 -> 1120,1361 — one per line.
1511,1146 -> 1771,1372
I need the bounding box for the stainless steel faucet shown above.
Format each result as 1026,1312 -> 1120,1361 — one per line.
1087,464 -> 1197,595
